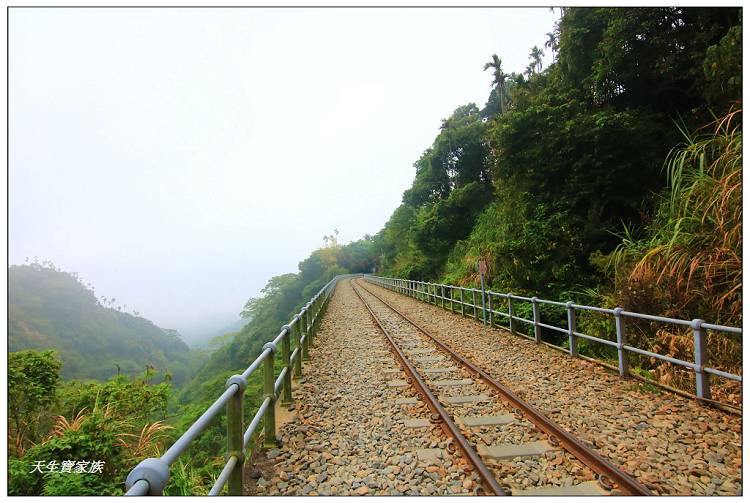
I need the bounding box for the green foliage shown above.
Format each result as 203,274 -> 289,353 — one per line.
557,7 -> 739,114
9,263 -> 193,384
379,7 -> 741,312
376,104 -> 494,278
8,457 -> 42,495
608,109 -> 742,326
703,24 -> 742,111
164,460 -> 211,496
60,370 -> 170,423
9,350 -> 62,456
41,471 -> 122,496
8,356 -> 174,496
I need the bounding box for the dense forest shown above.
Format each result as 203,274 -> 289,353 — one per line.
9,7 -> 741,495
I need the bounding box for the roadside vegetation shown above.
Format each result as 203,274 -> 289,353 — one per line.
372,7 -> 741,402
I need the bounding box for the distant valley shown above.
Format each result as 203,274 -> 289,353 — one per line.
182,318 -> 249,349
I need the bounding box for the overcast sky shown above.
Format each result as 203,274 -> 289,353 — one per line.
10,7 -> 557,340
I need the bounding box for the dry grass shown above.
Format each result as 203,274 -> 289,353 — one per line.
116,421 -> 173,459
46,408 -> 89,440
617,107 -> 742,326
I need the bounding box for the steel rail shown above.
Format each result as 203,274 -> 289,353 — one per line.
350,280 -> 506,496
356,279 -> 652,496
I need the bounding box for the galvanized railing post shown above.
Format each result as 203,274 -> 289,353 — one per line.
532,297 -> 541,343
449,286 -> 454,313
302,306 -> 310,361
441,285 -> 445,309
292,315 -> 303,378
472,290 -> 477,320
280,325 -> 293,404
460,288 -> 464,317
566,302 -> 578,356
480,282 -> 487,326
262,343 -> 278,447
310,297 -> 320,338
614,308 -> 628,377
314,297 -> 320,333
312,298 -> 320,335
508,294 -> 515,334
488,293 -> 493,327
225,375 -> 246,495
692,319 -> 711,400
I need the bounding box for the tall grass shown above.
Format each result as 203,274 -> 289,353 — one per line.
611,107 -> 742,326
605,108 -> 742,405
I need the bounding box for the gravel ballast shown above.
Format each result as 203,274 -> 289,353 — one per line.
359,279 -> 742,496
246,279 -> 478,496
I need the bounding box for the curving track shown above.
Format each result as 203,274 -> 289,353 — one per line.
351,278 -> 651,496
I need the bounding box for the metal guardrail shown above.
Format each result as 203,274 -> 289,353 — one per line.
364,275 -> 742,402
124,274 -> 359,496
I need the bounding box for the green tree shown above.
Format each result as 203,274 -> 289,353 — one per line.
529,45 -> 544,74
8,350 -> 62,456
483,54 -> 508,114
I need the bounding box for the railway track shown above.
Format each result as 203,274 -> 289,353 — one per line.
351,278 -> 651,496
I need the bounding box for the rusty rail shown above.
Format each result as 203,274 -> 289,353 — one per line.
350,280 -> 506,496
356,279 -> 652,496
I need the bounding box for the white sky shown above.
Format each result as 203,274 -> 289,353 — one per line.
9,7 -> 557,340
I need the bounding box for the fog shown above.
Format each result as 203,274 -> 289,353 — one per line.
9,7 -> 557,341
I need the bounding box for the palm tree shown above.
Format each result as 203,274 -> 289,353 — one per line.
483,54 -> 507,114
529,46 -> 544,74
545,31 -> 558,60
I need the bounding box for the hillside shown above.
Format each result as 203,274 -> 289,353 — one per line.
9,263 -> 193,384
373,7 -> 741,326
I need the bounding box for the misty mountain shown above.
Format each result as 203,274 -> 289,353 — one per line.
186,318 -> 249,349
9,264 -> 193,383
